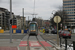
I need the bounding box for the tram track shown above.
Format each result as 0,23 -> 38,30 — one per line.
27,35 -> 30,50
27,35 -> 49,50
40,35 -> 56,45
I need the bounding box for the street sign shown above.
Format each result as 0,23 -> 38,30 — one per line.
54,16 -> 61,23
12,25 -> 17,29
53,16 -> 61,46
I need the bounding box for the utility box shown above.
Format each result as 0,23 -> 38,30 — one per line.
73,41 -> 75,50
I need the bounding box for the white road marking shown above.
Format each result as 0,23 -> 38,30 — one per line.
19,44 -> 27,45
17,46 -> 19,50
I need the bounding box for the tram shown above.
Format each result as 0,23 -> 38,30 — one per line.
28,21 -> 38,36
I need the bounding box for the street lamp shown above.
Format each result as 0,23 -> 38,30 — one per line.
51,10 -> 57,15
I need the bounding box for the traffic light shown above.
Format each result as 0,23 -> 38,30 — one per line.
10,19 -> 12,25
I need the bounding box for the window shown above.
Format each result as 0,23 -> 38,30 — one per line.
63,1 -> 75,3
29,23 -> 37,30
0,14 -> 1,16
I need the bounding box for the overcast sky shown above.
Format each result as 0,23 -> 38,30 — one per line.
0,0 -> 63,20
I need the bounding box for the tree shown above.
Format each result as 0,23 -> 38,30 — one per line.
50,10 -> 68,30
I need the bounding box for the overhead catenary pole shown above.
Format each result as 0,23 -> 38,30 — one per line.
10,0 -> 12,43
33,0 -> 35,18
23,8 -> 24,30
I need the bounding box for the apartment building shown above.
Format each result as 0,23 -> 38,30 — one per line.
16,16 -> 21,29
0,7 -> 14,30
0,8 -> 9,30
16,15 -> 26,29
63,0 -> 75,28
21,16 -> 26,29
0,9 -> 6,29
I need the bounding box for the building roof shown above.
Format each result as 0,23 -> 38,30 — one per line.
0,7 -> 8,12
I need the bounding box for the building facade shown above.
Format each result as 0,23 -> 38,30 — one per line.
0,7 -> 12,30
0,10 -> 6,29
0,7 -> 16,30
63,0 -> 75,28
16,15 -> 26,29
16,16 -> 21,29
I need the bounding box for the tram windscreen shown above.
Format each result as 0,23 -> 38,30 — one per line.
29,23 -> 37,30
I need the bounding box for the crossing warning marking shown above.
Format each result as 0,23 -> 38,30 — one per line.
40,41 -> 52,47
19,41 -> 52,47
19,41 -> 27,47
29,41 -> 41,47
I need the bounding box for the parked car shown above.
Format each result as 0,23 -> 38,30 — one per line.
58,30 -> 62,34
59,31 -> 71,39
45,29 -> 49,33
51,29 -> 57,34
58,30 -> 62,37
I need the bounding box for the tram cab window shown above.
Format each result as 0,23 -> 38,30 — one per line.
30,24 -> 37,30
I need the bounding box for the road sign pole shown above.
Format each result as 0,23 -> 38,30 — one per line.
10,0 -> 12,43
56,17 -> 59,46
65,38 -> 67,50
60,37 -> 62,47
54,16 -> 61,46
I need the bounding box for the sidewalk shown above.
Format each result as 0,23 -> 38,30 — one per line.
0,30 -> 26,35
0,39 -> 21,50
0,30 -> 26,50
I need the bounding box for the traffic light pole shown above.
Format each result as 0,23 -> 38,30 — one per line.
10,0 -> 12,43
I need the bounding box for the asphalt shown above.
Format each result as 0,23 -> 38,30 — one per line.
0,30 -> 65,50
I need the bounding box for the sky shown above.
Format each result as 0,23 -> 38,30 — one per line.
0,0 -> 63,20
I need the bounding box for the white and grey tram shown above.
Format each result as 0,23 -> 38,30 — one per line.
28,21 -> 38,36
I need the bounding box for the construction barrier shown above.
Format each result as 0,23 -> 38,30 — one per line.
13,30 -> 16,34
12,29 -> 28,33
21,30 -> 24,34
16,30 -> 21,33
24,29 -> 29,33
0,29 -> 4,33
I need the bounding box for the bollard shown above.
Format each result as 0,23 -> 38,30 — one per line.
73,41 -> 75,50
